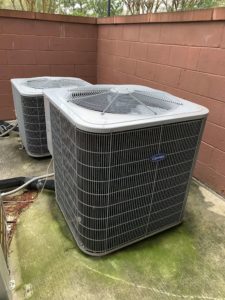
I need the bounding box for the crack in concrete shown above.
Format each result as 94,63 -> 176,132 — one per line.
81,262 -> 225,300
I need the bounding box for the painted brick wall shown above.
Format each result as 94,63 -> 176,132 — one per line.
1,9 -> 225,196
0,12 -> 97,120
97,18 -> 225,196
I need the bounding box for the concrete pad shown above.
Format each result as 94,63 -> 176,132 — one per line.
0,133 -> 52,179
1,134 -> 225,300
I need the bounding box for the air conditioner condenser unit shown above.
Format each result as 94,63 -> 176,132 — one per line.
11,77 -> 91,157
44,85 -> 208,256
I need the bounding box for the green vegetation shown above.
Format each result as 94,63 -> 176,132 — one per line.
1,0 -> 225,16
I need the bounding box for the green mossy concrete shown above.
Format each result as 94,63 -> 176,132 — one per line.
10,182 -> 225,300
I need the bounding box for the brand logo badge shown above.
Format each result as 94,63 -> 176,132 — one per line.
151,153 -> 166,162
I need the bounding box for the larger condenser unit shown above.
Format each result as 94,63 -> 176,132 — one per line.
11,77 -> 91,157
44,85 -> 208,256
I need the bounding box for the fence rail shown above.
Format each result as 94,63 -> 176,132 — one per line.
0,198 -> 8,263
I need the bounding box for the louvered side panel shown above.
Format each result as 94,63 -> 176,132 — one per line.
50,104 -> 80,247
12,86 -> 27,150
147,120 -> 203,234
76,129 -> 111,253
104,127 -> 161,251
50,102 -> 204,256
21,96 -> 50,157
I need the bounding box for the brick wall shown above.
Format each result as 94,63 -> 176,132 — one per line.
0,11 -> 97,120
0,8 -> 225,196
97,9 -> 225,196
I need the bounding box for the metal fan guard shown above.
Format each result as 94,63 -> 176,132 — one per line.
68,87 -> 183,115
26,78 -> 87,89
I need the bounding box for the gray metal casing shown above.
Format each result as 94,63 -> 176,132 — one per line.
45,85 -> 208,256
11,77 -> 91,157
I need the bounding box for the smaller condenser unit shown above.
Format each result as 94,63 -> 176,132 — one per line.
44,85 -> 208,256
11,77 -> 91,157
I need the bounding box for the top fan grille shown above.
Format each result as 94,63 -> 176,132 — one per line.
26,78 -> 87,89
68,86 -> 183,115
